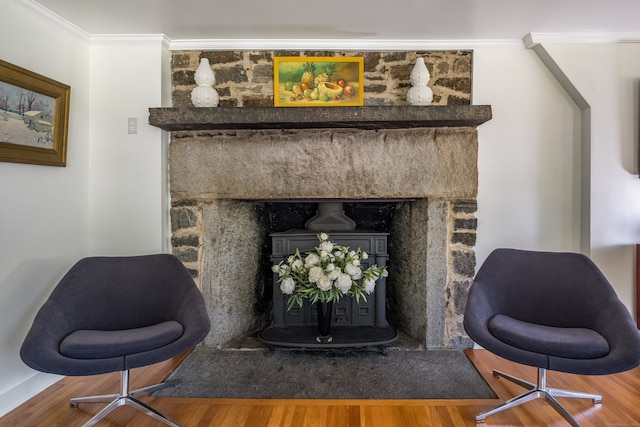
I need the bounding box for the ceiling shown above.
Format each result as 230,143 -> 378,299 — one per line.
32,0 -> 640,41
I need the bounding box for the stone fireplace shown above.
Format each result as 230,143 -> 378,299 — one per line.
149,105 -> 491,350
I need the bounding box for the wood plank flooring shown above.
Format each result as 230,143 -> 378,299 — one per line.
1,349 -> 639,426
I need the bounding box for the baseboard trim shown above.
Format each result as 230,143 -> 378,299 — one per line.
0,372 -> 62,417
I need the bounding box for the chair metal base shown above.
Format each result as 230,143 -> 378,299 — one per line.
476,368 -> 602,427
70,370 -> 182,427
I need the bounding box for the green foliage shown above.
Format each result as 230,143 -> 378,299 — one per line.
302,62 -> 317,73
323,62 -> 336,79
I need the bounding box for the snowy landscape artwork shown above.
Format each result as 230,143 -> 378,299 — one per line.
0,59 -> 70,166
0,80 -> 56,149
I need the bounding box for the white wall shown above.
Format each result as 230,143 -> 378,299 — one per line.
88,38 -> 170,255
474,41 -> 640,314
543,42 -> 640,308
474,44 -> 583,263
0,0 -> 90,415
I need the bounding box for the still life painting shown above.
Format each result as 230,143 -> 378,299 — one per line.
274,57 -> 364,107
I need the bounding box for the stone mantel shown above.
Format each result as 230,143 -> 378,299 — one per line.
161,104 -> 490,349
148,105 -> 492,131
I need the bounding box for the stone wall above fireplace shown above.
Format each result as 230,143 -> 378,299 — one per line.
170,50 -> 473,108
150,105 -> 491,349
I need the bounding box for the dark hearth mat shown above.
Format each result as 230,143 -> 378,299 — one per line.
154,346 -> 496,400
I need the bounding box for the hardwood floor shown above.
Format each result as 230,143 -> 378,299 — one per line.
2,349 -> 639,426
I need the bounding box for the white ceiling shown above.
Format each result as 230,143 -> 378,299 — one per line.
30,0 -> 640,41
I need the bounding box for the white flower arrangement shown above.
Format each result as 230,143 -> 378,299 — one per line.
272,233 -> 388,310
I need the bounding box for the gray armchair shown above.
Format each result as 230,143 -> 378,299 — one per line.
20,254 -> 210,427
464,248 -> 640,426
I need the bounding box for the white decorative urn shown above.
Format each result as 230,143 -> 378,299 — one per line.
406,57 -> 433,106
191,58 -> 219,107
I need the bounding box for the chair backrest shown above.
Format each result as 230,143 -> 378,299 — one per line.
48,254 -> 199,331
465,248 -> 640,375
472,248 -> 620,329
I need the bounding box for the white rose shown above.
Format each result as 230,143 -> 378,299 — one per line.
305,253 -> 320,268
327,269 -> 340,281
291,259 -> 302,271
352,259 -> 360,267
336,273 -> 352,294
319,232 -> 329,241
280,277 -> 295,295
320,241 -> 333,252
320,250 -> 329,261
334,250 -> 344,259
317,275 -> 332,291
308,266 -> 323,283
271,265 -> 280,273
361,252 -> 369,260
346,263 -> 362,280
364,278 -> 376,294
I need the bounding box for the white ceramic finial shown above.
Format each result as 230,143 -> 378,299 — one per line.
191,58 -> 219,107
407,57 -> 433,106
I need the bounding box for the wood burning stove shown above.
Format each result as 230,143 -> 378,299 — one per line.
259,227 -> 398,348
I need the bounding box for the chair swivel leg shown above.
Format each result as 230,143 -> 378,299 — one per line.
493,370 -> 536,390
476,368 -> 601,427
476,389 -> 544,422
128,378 -> 182,398
70,370 -> 183,427
70,376 -> 181,406
546,386 -> 602,403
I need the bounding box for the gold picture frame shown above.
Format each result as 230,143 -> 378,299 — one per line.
0,59 -> 70,166
274,56 -> 364,107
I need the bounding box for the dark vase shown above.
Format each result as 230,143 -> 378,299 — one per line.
316,301 -> 333,343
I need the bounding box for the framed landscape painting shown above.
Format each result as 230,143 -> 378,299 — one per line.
0,59 -> 70,166
274,56 -> 364,107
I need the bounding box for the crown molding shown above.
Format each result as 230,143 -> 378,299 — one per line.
90,34 -> 171,49
15,0 -> 90,41
166,38 -> 523,51
524,32 -> 640,47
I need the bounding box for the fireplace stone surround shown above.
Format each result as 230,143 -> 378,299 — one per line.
149,105 -> 491,350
